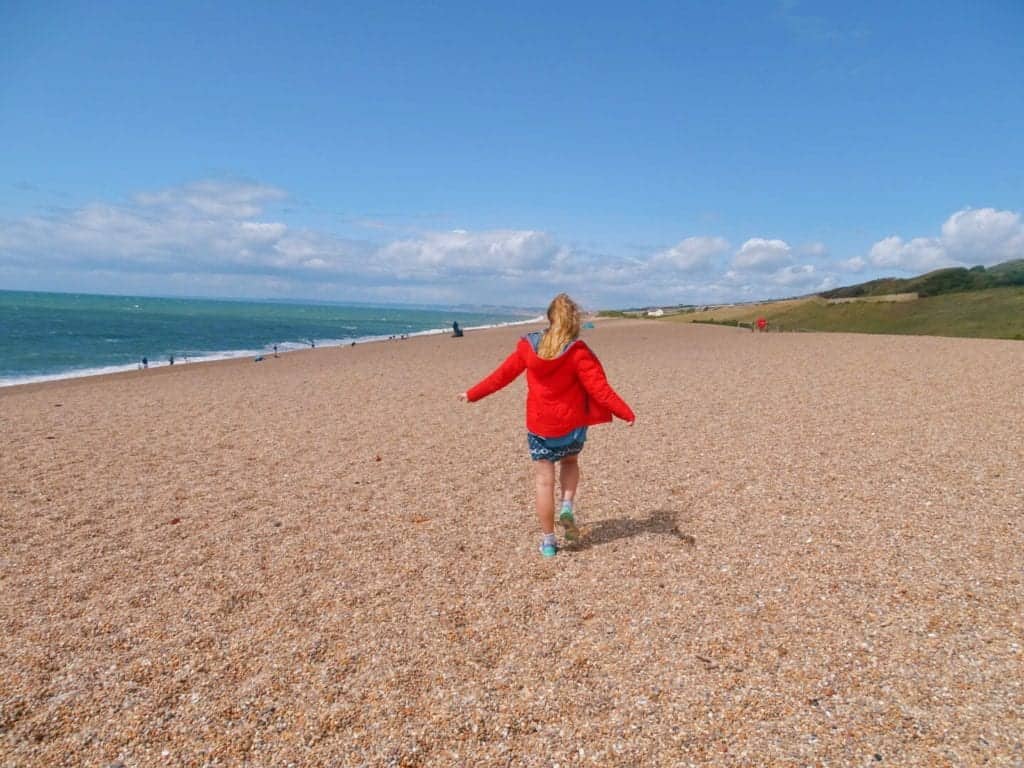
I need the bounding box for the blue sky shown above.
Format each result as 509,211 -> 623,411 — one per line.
2,1 -> 1022,308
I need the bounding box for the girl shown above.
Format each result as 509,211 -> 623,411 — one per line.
459,293 -> 635,557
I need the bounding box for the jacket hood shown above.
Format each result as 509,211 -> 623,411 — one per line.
522,331 -> 582,369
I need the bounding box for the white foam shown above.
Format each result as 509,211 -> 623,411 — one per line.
0,363 -> 145,388
0,315 -> 545,389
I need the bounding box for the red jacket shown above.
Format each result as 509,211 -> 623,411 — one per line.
466,335 -> 635,437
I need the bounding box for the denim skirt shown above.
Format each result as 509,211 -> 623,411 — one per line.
527,427 -> 588,462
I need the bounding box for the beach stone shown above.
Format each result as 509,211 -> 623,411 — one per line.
1,319 -> 1022,766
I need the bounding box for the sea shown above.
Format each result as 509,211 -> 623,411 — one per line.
0,290 -> 540,388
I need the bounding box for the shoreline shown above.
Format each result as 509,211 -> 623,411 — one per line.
0,314 -> 545,391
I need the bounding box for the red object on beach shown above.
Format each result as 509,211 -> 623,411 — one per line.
465,337 -> 635,436
756,317 -> 768,331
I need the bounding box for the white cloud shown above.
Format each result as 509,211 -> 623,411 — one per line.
4,179 -> 831,305
239,221 -> 288,239
868,207 -> 1024,272
8,180 -> 1017,308
732,238 -> 793,270
0,181 -> 374,280
2,179 -> 837,305
710,242 -> 838,298
717,263 -> 833,297
868,235 -> 951,272
379,229 -> 561,279
800,241 -> 829,258
817,275 -> 838,291
940,208 -> 1024,263
134,179 -> 286,219
0,180 -> 594,304
650,236 -> 729,272
769,263 -> 818,287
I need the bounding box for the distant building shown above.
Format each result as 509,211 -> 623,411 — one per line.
646,308 -> 665,317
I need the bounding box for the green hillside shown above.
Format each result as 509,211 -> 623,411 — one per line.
820,259 -> 1024,299
674,287 -> 1024,340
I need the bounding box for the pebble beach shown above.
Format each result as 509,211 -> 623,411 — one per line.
2,319 -> 1022,767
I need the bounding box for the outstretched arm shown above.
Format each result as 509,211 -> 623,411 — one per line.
577,348 -> 635,423
464,348 -> 526,402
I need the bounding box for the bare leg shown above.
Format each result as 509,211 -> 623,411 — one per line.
559,454 -> 580,505
534,460 -> 556,534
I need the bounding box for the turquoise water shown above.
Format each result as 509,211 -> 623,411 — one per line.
0,290 -> 536,387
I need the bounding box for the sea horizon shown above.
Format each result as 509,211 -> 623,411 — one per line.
0,287 -> 543,315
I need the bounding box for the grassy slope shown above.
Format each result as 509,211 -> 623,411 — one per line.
820,259 -> 1024,299
672,287 -> 1024,340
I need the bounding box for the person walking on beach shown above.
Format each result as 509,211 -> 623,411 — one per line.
459,293 -> 635,557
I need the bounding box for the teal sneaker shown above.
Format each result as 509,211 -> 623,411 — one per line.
539,540 -> 558,558
558,507 -> 580,543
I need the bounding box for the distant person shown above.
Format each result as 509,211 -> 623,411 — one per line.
141,356 -> 148,369
756,317 -> 768,332
452,321 -> 463,338
310,339 -> 316,348
169,354 -> 174,365
273,344 -> 279,357
459,293 -> 635,558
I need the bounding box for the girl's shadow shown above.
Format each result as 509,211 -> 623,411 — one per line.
571,508 -> 696,550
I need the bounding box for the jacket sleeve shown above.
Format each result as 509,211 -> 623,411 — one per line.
465,347 -> 527,402
576,346 -> 636,422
